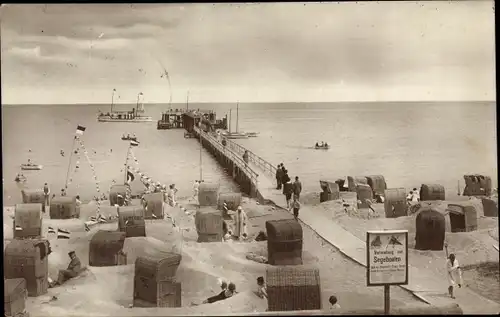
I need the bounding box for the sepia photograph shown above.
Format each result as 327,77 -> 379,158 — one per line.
1,1 -> 497,316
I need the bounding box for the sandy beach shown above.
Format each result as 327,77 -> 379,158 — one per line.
4,195 -> 428,316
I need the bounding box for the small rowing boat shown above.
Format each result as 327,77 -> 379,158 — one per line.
21,163 -> 43,171
314,144 -> 330,150
121,135 -> 138,142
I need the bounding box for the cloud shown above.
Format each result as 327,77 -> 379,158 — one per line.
0,2 -> 496,104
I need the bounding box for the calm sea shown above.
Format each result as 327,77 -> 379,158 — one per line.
1,101 -> 497,205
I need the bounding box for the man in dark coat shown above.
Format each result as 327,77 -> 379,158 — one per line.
275,164 -> 284,190
50,251 -> 83,287
293,176 -> 302,200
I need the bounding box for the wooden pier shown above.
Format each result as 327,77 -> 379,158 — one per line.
191,126 -> 261,198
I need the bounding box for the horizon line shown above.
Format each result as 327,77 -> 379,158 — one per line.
1,100 -> 495,106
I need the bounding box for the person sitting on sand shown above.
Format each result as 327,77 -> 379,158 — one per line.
49,251 -> 83,288
202,282 -> 236,304
256,277 -> 268,299
329,295 -> 341,309
316,142 -> 319,147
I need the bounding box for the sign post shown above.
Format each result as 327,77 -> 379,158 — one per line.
366,230 -> 409,315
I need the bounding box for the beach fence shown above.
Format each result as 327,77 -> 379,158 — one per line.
4,239 -> 50,297
133,254 -> 182,308
89,230 -> 127,267
13,203 -> 43,239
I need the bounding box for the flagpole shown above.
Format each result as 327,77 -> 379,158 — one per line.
64,136 -> 78,189
199,125 -> 202,181
125,143 -> 131,184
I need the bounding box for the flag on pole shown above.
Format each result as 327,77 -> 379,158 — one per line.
130,140 -> 139,147
48,227 -> 56,234
76,125 -> 86,136
57,228 -> 71,239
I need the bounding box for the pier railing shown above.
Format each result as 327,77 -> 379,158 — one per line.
194,127 -> 260,185
225,139 -> 277,178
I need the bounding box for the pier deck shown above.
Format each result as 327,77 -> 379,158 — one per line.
224,139 -> 500,314
192,127 -> 260,197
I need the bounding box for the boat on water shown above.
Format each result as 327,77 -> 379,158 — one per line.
15,174 -> 27,182
314,144 -> 330,150
21,163 -> 43,170
121,135 -> 138,142
221,132 -> 249,139
222,102 -> 257,139
98,91 -> 153,123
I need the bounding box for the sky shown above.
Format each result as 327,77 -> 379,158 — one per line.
0,2 -> 496,104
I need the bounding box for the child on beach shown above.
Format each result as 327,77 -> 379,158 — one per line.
292,199 -> 301,220
329,295 -> 341,309
256,276 -> 268,299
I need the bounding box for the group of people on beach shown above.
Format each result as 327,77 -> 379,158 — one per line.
275,163 -> 302,220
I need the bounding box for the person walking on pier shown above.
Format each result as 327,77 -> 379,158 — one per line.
283,174 -> 293,209
293,176 -> 302,201
193,180 -> 200,201
292,199 -> 301,220
43,183 -> 50,206
275,164 -> 284,190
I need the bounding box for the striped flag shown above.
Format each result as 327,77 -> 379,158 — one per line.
15,225 -> 23,231
130,140 -> 139,147
152,213 -> 157,219
57,228 -> 71,239
84,223 -> 90,232
75,125 -> 86,136
48,227 -> 56,234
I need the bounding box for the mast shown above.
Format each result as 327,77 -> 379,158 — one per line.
199,122 -> 203,181
236,102 -> 239,133
229,109 -> 232,133
111,89 -> 116,113
124,144 -> 131,184
186,91 -> 189,111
